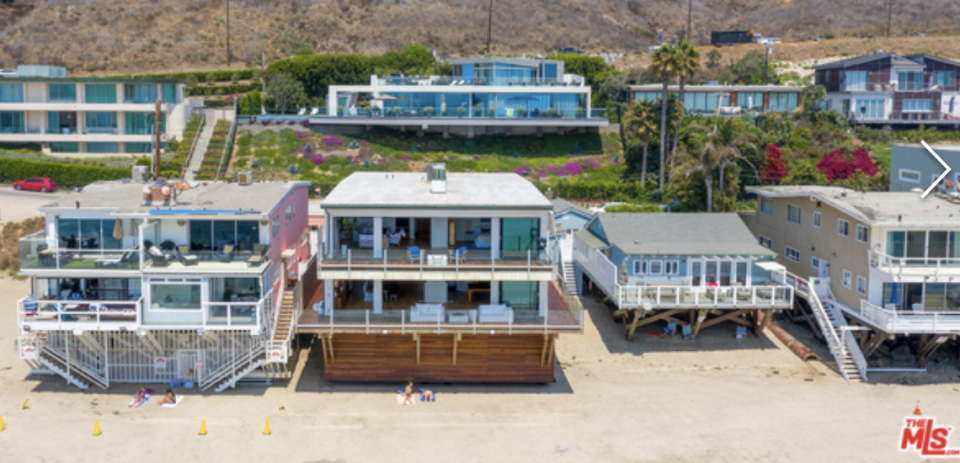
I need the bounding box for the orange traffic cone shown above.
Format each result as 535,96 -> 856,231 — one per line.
914,401 -> 922,416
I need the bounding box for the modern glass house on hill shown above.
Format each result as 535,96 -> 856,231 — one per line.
320,57 -> 607,137
0,65 -> 203,155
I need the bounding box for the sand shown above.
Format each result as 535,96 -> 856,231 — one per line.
1,275 -> 959,462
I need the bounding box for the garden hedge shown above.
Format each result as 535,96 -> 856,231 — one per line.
0,158 -> 131,188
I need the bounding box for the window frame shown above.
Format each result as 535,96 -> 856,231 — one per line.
785,246 -> 800,263
664,260 -> 680,275
838,219 -> 850,237
648,260 -> 663,275
856,224 -> 869,244
787,204 -> 801,225
758,235 -> 772,248
842,270 -> 852,288
812,211 -> 821,229
898,168 -> 921,184
856,276 -> 867,295
759,197 -> 772,215
633,260 -> 647,275
811,256 -> 821,270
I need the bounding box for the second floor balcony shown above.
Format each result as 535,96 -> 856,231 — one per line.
870,249 -> 960,280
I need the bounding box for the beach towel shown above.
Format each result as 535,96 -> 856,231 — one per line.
161,395 -> 184,408
128,393 -> 151,408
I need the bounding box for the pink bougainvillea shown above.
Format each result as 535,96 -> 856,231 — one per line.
816,148 -> 878,180
764,144 -> 788,184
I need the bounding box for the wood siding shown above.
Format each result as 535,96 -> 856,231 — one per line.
323,333 -> 556,383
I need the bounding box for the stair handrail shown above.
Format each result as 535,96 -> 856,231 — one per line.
806,277 -> 853,381
213,343 -> 267,392
40,342 -> 108,389
202,341 -> 266,391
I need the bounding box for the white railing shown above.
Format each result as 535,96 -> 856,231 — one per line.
19,297 -> 142,329
573,235 -> 618,297
859,300 -> 960,333
870,249 -> 960,279
304,307 -> 584,335
615,285 -> 794,310
321,248 -> 552,274
40,338 -> 109,389
199,340 -> 266,391
805,278 -> 853,380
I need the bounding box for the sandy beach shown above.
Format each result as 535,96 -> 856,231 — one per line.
1,275 -> 958,463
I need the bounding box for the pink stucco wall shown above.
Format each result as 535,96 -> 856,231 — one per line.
267,184 -> 311,301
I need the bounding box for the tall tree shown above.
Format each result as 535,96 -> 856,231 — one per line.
684,119 -> 759,212
266,73 -> 306,115
681,143 -> 720,213
672,41 -> 701,155
652,43 -> 680,189
622,100 -> 658,188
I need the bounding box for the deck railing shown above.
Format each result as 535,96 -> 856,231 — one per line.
320,248 -> 552,274
859,300 -> 960,333
870,249 -> 960,279
19,231 -> 142,271
18,296 -> 142,329
615,285 -> 793,310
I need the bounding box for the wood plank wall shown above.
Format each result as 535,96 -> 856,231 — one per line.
323,334 -> 556,384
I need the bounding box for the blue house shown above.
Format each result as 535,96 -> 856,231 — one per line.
552,198 -> 593,235
573,213 -> 793,339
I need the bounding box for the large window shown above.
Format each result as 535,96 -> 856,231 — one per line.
760,197 -> 772,215
47,111 -> 77,134
633,92 -> 660,104
86,142 -> 119,153
162,84 -> 178,104
736,92 -> 764,110
48,83 -> 77,102
898,71 -> 925,91
0,111 -> 24,133
902,99 -> 932,112
50,142 -> 79,153
57,218 -> 122,250
189,220 -> 260,252
844,71 -> 868,91
935,71 -> 956,88
856,99 -> 884,119
124,84 -> 158,103
125,112 -> 165,135
682,92 -> 728,113
500,218 -> 540,258
126,142 -> 152,153
85,84 -> 117,104
149,282 -> 201,310
886,230 -> 960,262
768,93 -> 799,112
85,112 -> 117,133
500,281 -> 538,310
0,83 -> 23,103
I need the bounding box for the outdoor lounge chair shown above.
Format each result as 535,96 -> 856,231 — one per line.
178,245 -> 199,266
406,246 -> 421,262
148,246 -> 170,267
450,246 -> 467,260
217,245 -> 235,263
247,244 -> 267,266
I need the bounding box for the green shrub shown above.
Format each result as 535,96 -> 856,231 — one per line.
0,158 -> 130,188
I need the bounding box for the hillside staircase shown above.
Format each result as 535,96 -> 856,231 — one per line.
779,275 -> 867,382
184,119 -> 216,181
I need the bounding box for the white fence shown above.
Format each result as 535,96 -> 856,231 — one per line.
859,300 -> 960,333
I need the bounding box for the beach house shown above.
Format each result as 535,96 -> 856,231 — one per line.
742,185 -> 960,381
300,166 -> 583,383
15,178 -> 312,392
573,213 -> 793,340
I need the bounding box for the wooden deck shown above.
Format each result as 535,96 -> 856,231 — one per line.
320,333 -> 557,383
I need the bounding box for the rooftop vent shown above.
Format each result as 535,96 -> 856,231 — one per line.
238,171 -> 253,186
429,163 -> 447,194
132,165 -> 149,183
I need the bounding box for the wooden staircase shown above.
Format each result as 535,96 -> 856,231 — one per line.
274,289 -> 295,347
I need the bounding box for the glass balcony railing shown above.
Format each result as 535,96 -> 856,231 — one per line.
378,76 -> 574,87
335,106 -> 604,120
20,232 -> 142,271
320,246 -> 552,272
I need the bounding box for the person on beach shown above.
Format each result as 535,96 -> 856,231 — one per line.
129,386 -> 151,408
404,381 -> 414,406
157,389 -> 177,406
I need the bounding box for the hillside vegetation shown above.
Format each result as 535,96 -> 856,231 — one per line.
0,0 -> 958,74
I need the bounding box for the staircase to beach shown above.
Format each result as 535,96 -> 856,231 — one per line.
184,120 -> 216,181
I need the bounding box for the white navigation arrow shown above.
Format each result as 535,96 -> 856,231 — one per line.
921,140 -> 951,199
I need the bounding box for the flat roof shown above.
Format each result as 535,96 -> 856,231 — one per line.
321,172 -> 552,210
39,180 -> 310,216
0,76 -> 183,84
747,186 -> 960,226
629,84 -> 802,93
446,57 -> 563,67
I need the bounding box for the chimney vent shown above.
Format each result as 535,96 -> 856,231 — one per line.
429,163 -> 447,194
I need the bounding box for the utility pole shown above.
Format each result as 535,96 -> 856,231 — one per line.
886,0 -> 894,37
153,100 -> 162,181
225,0 -> 231,67
763,44 -> 771,85
686,0 -> 692,42
486,0 -> 493,54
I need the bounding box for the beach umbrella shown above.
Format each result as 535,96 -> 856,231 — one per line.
113,218 -> 124,240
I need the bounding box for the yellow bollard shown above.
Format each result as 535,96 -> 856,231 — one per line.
0,414 -> 5,431
22,398 -> 30,410
264,418 -> 271,436
93,419 -> 102,436
279,399 -> 286,411
199,419 -> 207,436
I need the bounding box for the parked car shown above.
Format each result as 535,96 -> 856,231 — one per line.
558,47 -> 584,54
13,177 -> 57,192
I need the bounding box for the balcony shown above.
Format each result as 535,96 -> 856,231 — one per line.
297,284 -> 582,334
18,295 -> 141,332
319,247 -> 553,280
20,231 -> 141,272
376,76 -> 580,87
616,285 -> 793,310
857,300 -> 960,334
869,249 -> 960,280
330,106 -> 607,120
142,247 -> 270,273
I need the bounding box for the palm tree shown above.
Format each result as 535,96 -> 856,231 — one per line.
652,43 -> 680,189
684,119 -> 760,212
682,143 -> 720,213
622,100 -> 658,188
672,41 -> 700,155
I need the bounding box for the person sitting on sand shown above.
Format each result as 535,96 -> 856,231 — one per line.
404,381 -> 414,406
129,386 -> 151,408
157,389 -> 177,406
421,388 -> 435,402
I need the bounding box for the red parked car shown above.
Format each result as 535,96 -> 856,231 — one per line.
13,177 -> 57,193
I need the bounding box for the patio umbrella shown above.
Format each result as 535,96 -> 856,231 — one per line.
113,218 -> 124,240
619,260 -> 628,285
